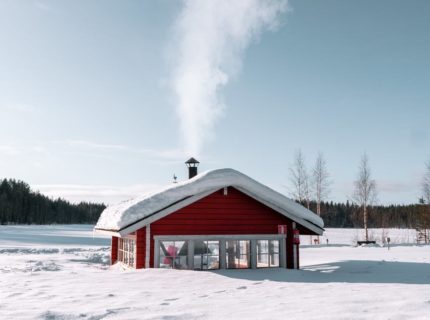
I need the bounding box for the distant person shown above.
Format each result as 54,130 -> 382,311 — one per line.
326,238 -> 329,245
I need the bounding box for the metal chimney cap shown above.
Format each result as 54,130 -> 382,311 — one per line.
185,157 -> 200,167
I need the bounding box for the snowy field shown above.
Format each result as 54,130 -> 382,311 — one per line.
1,225 -> 430,320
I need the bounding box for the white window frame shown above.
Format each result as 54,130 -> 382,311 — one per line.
256,239 -> 281,268
118,235 -> 136,268
154,234 -> 286,270
193,240 -> 220,270
158,240 -> 189,269
226,239 -> 251,269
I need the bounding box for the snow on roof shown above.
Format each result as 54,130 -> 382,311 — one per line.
95,168 -> 324,233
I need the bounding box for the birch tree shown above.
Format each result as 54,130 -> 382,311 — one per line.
422,160 -> 430,205
421,160 -> 430,242
353,153 -> 377,241
289,149 -> 310,208
312,152 -> 331,216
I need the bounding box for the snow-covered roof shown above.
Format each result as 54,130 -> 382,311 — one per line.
95,168 -> 324,235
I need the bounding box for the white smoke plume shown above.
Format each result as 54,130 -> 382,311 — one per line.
171,0 -> 288,156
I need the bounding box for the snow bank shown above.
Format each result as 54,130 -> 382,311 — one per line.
95,168 -> 324,231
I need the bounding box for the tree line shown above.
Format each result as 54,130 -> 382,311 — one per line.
289,150 -> 430,239
307,200 -> 428,229
0,178 -> 106,225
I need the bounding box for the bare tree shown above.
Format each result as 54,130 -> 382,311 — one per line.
289,149 -> 310,208
303,170 -> 311,210
312,152 -> 331,216
422,160 -> 430,205
419,160 -> 430,243
352,153 -> 377,241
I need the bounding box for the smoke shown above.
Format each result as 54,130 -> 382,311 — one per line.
171,0 -> 288,156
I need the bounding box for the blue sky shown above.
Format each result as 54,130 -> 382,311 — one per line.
0,0 -> 429,205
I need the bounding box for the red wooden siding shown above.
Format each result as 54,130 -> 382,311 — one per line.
151,187 -> 293,235
136,227 -> 146,268
111,236 -> 118,265
147,187 -> 305,268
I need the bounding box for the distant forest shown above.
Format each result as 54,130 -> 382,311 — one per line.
1,177 -> 429,228
0,179 -> 106,225
309,200 -> 429,229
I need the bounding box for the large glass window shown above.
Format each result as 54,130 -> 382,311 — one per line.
118,238 -> 135,267
257,240 -> 279,268
226,240 -> 251,269
159,241 -> 188,269
194,240 -> 220,270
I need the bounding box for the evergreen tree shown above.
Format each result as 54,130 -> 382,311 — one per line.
0,178 -> 105,225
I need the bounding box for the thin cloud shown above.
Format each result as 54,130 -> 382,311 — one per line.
34,1 -> 56,13
65,140 -> 127,151
0,144 -> 47,156
0,145 -> 20,156
62,139 -> 187,161
0,139 -> 190,163
34,183 -> 161,205
0,103 -> 37,112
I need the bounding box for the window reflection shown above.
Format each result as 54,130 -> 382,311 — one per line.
226,240 -> 250,269
159,241 -> 188,269
194,240 -> 220,270
257,240 -> 279,268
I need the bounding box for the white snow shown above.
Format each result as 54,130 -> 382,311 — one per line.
95,168 -> 324,232
1,225 -> 430,319
301,228 -> 420,246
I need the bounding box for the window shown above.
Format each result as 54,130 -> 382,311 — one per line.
226,240 -> 251,269
194,240 -> 220,270
155,236 -> 284,270
118,237 -> 135,267
159,241 -> 188,269
257,240 -> 279,268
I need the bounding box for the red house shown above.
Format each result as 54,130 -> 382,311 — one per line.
95,159 -> 324,270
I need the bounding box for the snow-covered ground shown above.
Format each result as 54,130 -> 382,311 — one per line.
1,225 -> 430,319
301,227 -> 418,246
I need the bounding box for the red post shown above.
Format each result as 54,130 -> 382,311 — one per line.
286,223 -> 294,269
135,228 -> 146,269
111,236 -> 118,265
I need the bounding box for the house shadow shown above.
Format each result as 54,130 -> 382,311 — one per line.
213,260 -> 430,285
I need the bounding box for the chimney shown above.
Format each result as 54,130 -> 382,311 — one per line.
185,157 -> 199,179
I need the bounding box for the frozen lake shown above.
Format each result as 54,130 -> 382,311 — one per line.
0,224 -> 419,247
0,224 -> 110,247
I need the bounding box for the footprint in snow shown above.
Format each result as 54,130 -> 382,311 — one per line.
160,302 -> 170,306
236,286 -> 247,290
253,282 -> 263,285
8,292 -> 22,298
164,298 -> 179,301
199,295 -> 209,298
107,293 -> 115,297
214,290 -> 226,294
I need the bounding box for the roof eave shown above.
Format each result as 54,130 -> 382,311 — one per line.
93,228 -> 121,237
